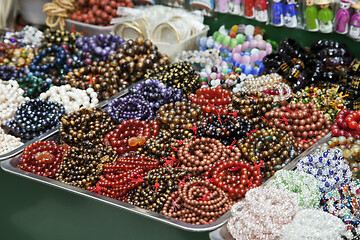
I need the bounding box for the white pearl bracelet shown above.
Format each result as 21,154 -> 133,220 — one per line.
0,132 -> 23,155
40,85 -> 99,113
0,80 -> 29,125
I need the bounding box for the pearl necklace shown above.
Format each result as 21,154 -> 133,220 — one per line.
40,85 -> 99,114
241,73 -> 292,102
0,80 -> 29,125
0,132 -> 22,155
175,49 -> 222,67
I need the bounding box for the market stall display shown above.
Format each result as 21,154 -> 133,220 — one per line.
2,3 -> 360,240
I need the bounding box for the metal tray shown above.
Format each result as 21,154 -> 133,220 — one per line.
0,84 -> 133,161
0,127 -> 331,231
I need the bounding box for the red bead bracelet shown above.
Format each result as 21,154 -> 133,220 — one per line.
331,109 -> 360,139
205,160 -> 263,199
87,156 -> 159,200
18,141 -> 66,178
104,119 -> 159,156
188,86 -> 232,117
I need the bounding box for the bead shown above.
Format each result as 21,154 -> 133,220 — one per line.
227,187 -> 299,240
18,141 -> 65,178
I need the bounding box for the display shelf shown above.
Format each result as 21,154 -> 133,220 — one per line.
204,13 -> 360,58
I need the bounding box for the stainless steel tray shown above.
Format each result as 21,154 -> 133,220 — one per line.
0,130 -> 331,231
0,84 -> 133,161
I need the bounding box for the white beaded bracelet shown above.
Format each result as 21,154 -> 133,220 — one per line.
0,80 -> 29,125
175,49 -> 222,67
0,133 -> 23,155
279,209 -> 346,240
40,85 -> 99,113
227,187 -> 299,240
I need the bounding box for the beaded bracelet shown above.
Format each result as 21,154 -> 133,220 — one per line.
198,65 -> 247,92
0,80 -> 29,125
41,28 -> 82,55
62,61 -> 129,101
319,136 -> 360,175
219,48 -> 265,76
162,180 -> 232,225
240,73 -> 292,102
205,160 -> 263,199
0,47 -> 35,68
0,132 -> 23,155
128,79 -> 185,113
227,186 -> 299,240
40,85 -> 99,114
6,99 -> 65,140
0,65 -> 28,81
55,144 -> 118,188
237,127 -> 300,178
188,86 -> 232,117
156,101 -> 203,131
18,141 -> 66,178
87,156 -> 160,201
105,94 -> 154,124
76,34 -> 125,62
178,138 -> 242,176
60,108 -> 115,147
107,38 -> 170,83
265,102 -> 331,149
291,86 -> 346,123
139,128 -> 194,166
29,45 -> 68,73
197,115 -> 252,145
231,39 -> 272,64
266,170 -> 321,208
321,180 -> 360,238
296,149 -> 353,193
16,74 -> 52,98
174,49 -> 222,68
144,62 -> 200,97
104,119 -> 159,156
279,209 -> 346,240
331,109 -> 360,139
228,90 -> 275,129
4,26 -> 44,48
127,167 -> 189,213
